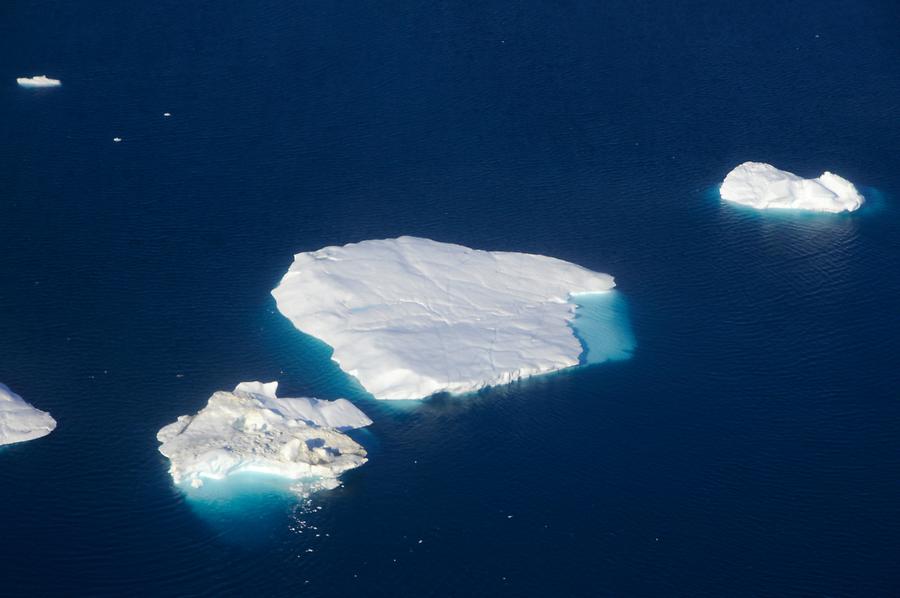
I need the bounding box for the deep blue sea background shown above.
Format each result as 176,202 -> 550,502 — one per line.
2,1 -> 899,595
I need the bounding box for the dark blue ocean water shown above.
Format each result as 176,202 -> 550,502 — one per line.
2,0 -> 899,595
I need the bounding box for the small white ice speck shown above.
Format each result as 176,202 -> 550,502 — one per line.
113,137 -> 122,143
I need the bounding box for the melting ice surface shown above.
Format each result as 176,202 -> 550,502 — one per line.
720,162 -> 864,213
157,381 -> 371,493
273,237 -> 622,400
0,383 -> 56,446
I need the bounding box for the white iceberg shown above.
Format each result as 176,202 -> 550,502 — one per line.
0,383 -> 56,446
272,236 -> 618,400
720,162 -> 863,213
16,75 -> 61,88
157,381 -> 371,490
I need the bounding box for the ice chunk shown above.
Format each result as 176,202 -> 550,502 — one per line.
157,382 -> 371,490
16,75 -> 61,88
272,237 -> 618,400
720,162 -> 863,213
0,383 -> 56,446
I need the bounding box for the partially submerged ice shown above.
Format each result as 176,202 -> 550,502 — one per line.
157,382 -> 371,491
720,162 -> 863,213
272,236 -> 622,400
0,383 -> 56,446
16,75 -> 61,88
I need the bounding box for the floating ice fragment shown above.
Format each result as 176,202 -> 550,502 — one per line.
272,237 -> 624,400
720,162 -> 864,213
17,75 -> 61,88
157,381 -> 372,491
0,383 -> 56,446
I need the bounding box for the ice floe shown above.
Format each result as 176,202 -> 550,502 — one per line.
0,383 -> 56,446
272,237 -> 618,400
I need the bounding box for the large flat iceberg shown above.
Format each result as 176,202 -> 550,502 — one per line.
272,236 -> 617,400
157,382 -> 371,491
0,383 -> 56,446
16,75 -> 61,88
720,162 -> 863,213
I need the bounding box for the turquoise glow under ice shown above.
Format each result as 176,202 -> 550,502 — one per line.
569,291 -> 636,365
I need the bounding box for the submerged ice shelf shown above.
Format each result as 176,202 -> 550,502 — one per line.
273,236 -> 628,400
570,292 -> 636,365
0,383 -> 56,446
720,162 -> 864,213
157,382 -> 371,492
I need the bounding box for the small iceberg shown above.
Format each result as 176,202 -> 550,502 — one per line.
272,236 -> 620,400
720,162 -> 863,213
0,383 -> 56,446
157,381 -> 371,492
16,75 -> 61,88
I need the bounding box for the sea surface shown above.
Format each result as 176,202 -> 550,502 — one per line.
2,1 -> 899,595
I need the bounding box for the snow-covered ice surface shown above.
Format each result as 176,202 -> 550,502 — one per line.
272,236 -> 619,400
16,75 -> 61,88
720,162 -> 864,213
157,382 -> 371,493
0,383 -> 56,446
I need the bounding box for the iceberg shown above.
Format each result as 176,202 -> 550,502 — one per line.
16,75 -> 61,88
157,382 -> 371,491
0,383 -> 56,446
272,236 -> 618,400
720,162 -> 864,213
